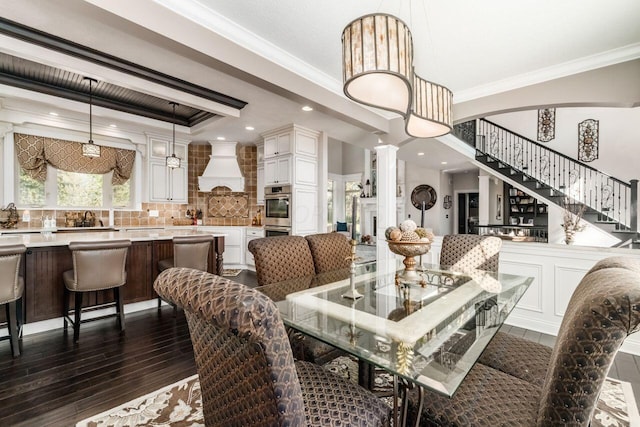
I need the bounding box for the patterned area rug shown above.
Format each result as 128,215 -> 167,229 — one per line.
221,269 -> 242,277
77,357 -> 639,426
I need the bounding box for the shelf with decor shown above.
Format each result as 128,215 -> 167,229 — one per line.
505,184 -> 548,228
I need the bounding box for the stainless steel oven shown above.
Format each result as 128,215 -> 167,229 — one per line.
264,225 -> 292,237
264,185 -> 291,227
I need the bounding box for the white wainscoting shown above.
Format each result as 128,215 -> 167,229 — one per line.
428,237 -> 640,355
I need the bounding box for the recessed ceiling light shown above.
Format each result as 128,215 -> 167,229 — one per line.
109,124 -> 117,128
302,106 -> 313,112
417,152 -> 425,156
216,136 -> 226,141
441,161 -> 448,165
49,112 -> 58,116
377,138 -> 383,144
245,126 -> 255,131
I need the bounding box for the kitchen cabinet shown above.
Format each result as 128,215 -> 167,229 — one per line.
264,156 -> 291,186
257,165 -> 265,204
245,227 -> 265,270
149,161 -> 187,202
264,132 -> 291,158
148,137 -> 188,203
198,226 -> 244,266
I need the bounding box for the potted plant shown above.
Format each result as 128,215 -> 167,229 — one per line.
561,198 -> 586,244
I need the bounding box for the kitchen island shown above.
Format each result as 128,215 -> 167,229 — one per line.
0,229 -> 225,325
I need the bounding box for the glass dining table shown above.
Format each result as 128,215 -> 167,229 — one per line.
266,261 -> 533,426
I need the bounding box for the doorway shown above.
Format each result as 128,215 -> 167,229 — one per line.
457,192 -> 479,234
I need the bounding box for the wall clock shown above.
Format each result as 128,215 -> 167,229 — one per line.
410,185 -> 437,210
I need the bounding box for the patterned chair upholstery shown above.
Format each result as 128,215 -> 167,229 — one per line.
250,235 -> 344,364
439,234 -> 502,273
478,255 -> 640,388
409,256 -> 640,426
154,268 -> 390,427
248,236 -> 316,287
305,232 -> 351,274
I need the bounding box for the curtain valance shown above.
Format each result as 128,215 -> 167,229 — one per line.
14,133 -> 135,185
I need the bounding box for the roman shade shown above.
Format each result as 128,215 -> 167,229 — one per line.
14,133 -> 135,185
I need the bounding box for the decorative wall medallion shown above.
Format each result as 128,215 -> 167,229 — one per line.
578,119 -> 599,162
537,108 -> 555,142
410,185 -> 437,210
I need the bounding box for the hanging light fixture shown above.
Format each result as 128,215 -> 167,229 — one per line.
166,102 -> 181,169
405,71 -> 453,138
342,14 -> 413,117
82,77 -> 101,158
342,12 -> 453,138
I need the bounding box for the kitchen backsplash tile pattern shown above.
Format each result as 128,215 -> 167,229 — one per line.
15,144 -> 261,228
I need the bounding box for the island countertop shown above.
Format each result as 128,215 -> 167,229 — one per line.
0,228 -> 227,248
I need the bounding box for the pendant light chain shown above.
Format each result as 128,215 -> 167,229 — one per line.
89,79 -> 93,143
166,101 -> 181,168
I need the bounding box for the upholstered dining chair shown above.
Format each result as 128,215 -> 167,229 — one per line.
439,234 -> 502,273
157,234 -> 213,315
154,268 -> 391,427
63,240 -> 131,343
408,256 -> 640,426
249,235 -> 343,364
0,244 -> 26,357
248,236 -> 316,287
305,232 -> 352,274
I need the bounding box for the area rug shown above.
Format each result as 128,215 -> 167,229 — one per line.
221,269 -> 242,277
77,357 -> 639,427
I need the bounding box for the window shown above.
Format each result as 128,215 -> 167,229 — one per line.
327,179 -> 334,229
17,165 -> 132,209
345,180 -> 361,236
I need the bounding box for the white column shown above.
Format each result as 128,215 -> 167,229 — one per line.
375,145 -> 398,269
478,174 -> 490,226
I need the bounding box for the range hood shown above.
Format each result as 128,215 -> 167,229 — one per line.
198,141 -> 245,193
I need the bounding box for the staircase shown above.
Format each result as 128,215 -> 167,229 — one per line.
465,119 -> 639,248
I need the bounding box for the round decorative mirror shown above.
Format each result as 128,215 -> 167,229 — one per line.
410,185 -> 437,210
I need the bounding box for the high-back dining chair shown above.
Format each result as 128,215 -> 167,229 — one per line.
439,234 -> 502,272
63,240 -> 131,343
305,232 -> 351,274
248,235 -> 316,287
157,234 -> 213,315
409,256 -> 640,426
154,267 -> 390,426
0,244 -> 26,357
250,235 -> 343,364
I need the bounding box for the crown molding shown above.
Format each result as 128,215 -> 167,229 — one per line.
454,43 -> 640,103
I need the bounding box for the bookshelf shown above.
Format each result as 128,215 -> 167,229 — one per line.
505,184 -> 548,227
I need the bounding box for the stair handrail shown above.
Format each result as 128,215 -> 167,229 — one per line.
475,118 -> 633,228
482,119 -> 629,186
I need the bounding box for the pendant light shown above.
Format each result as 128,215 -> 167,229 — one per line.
166,102 -> 181,168
82,77 -> 101,158
342,12 -> 453,138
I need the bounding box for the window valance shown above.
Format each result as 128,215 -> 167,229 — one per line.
14,133 -> 135,185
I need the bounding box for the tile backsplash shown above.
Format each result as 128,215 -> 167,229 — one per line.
15,143 -> 261,228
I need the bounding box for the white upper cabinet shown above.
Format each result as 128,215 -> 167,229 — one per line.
147,136 -> 188,203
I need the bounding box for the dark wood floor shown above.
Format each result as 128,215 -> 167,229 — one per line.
1,269 -> 638,425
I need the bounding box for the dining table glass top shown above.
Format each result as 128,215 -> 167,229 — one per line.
273,262 -> 533,397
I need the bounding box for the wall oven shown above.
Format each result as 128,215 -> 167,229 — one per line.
264,225 -> 292,237
264,185 -> 291,227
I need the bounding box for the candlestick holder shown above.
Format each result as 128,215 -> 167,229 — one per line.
342,239 -> 363,300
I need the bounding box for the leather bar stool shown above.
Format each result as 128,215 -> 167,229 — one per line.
157,234 -> 213,315
0,244 -> 26,357
63,240 -> 131,343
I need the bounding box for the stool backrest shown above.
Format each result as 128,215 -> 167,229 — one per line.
0,244 -> 26,303
68,240 -> 131,291
173,235 -> 213,271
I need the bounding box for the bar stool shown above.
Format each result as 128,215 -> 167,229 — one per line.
157,234 -> 213,315
63,240 -> 131,343
0,244 -> 26,357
